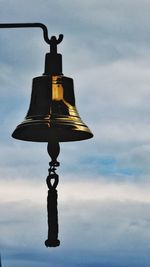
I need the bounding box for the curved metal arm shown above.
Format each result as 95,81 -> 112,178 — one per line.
0,23 -> 63,46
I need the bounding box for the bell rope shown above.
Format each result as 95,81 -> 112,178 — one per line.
45,142 -> 60,247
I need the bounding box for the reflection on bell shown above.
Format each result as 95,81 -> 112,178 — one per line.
12,75 -> 93,142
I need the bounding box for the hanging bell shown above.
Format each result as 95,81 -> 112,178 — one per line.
12,36 -> 93,142
10,32 -> 93,248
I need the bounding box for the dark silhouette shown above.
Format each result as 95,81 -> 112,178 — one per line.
45,142 -> 60,247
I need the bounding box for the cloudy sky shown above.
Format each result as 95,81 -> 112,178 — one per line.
1,0 -> 150,266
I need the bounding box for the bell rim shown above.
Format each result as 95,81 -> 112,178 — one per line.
12,126 -> 93,142
12,122 -> 93,142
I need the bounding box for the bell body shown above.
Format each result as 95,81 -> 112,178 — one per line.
12,75 -> 93,142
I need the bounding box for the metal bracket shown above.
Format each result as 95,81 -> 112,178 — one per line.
0,23 -> 63,47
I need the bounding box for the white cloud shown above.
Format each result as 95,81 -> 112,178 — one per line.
0,0 -> 150,266
1,178 -> 150,266
0,178 -> 150,205
118,144 -> 150,174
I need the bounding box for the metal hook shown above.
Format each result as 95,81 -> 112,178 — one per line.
49,35 -> 63,54
0,23 -> 63,46
49,34 -> 63,45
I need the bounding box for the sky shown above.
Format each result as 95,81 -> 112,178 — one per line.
1,0 -> 150,266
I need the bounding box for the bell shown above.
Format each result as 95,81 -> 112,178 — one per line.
12,36 -> 93,143
12,75 -> 93,142
10,32 -> 93,248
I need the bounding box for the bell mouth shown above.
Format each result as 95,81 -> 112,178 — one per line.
12,122 -> 93,142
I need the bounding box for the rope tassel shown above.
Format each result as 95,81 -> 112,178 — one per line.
45,142 -> 60,247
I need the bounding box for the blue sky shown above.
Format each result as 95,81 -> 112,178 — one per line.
1,0 -> 150,266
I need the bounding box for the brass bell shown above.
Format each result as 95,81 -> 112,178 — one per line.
12,35 -> 93,142
0,26 -> 94,247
